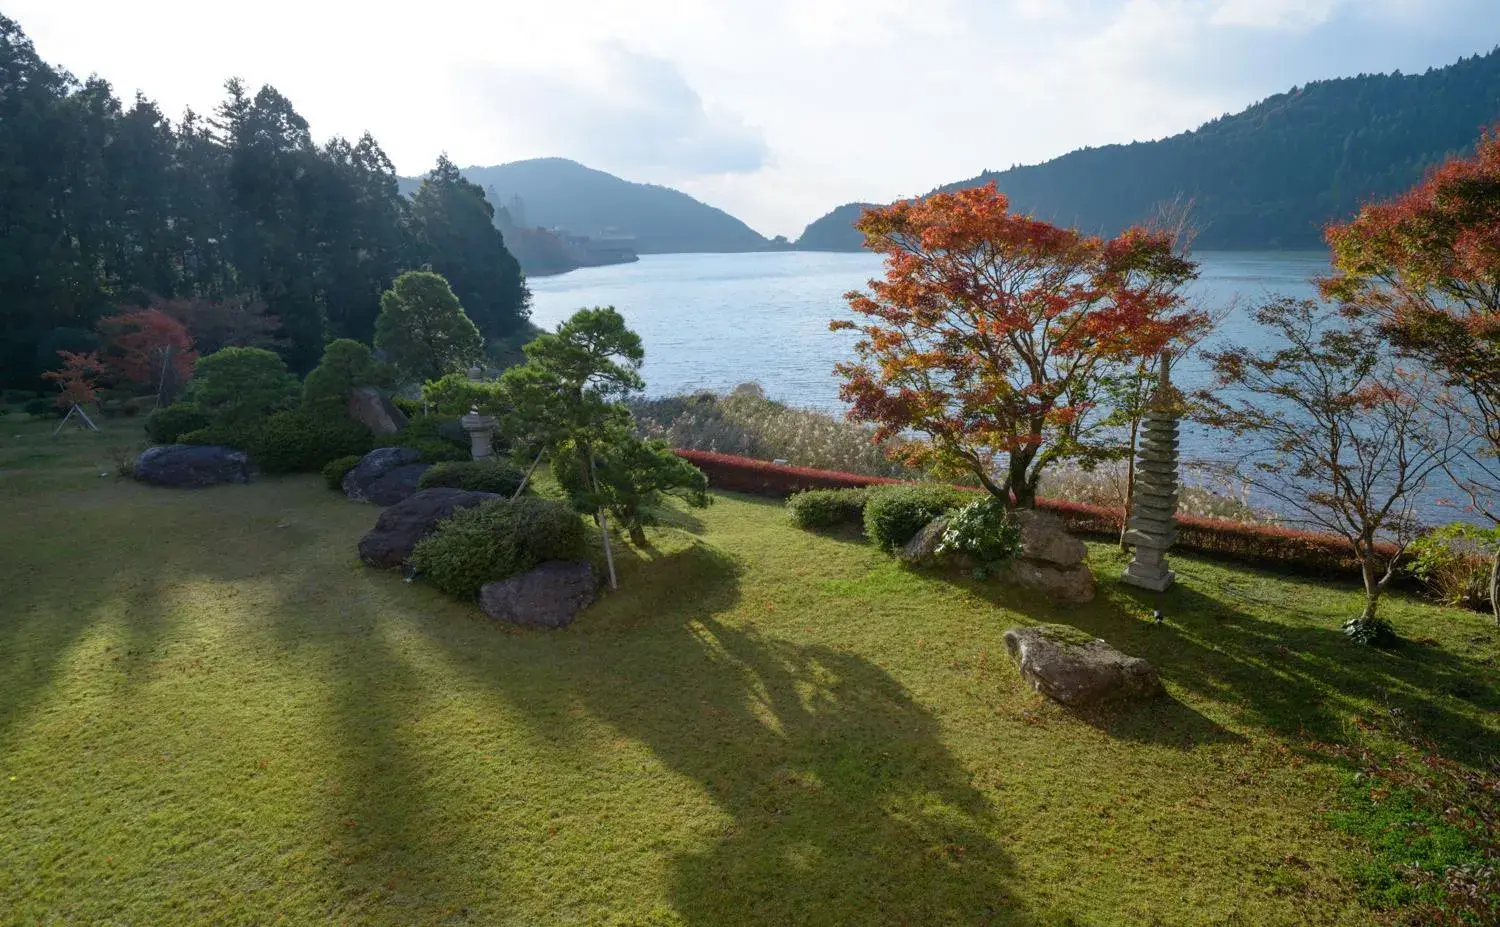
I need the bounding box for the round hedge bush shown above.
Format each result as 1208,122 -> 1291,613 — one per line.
411,497 -> 588,600
786,487 -> 874,530
248,410 -> 373,474
863,484 -> 969,551
322,454 -> 363,491
379,416 -> 471,463
145,403 -> 210,444
418,459 -> 526,496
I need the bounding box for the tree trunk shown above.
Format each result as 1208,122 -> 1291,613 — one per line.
1490,547 -> 1499,627
587,450 -> 617,590
1360,553 -> 1382,622
628,523 -> 648,547
1119,416 -> 1140,553
1009,448 -> 1038,508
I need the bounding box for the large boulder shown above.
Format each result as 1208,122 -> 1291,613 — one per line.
348,386 -> 409,436
1003,625 -> 1163,706
358,488 -> 500,569
479,561 -> 598,629
1014,510 -> 1087,567
998,558 -> 1096,604
134,444 -> 252,488
898,515 -> 951,567
363,463 -> 430,506
343,447 -> 423,503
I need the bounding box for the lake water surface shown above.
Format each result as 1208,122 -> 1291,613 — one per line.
530,250 -> 1485,522
531,250 -> 1330,408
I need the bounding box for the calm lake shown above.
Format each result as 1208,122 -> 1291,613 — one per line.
530,249 -> 1329,409
531,250 -> 1485,522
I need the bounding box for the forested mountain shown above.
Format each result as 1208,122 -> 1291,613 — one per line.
795,49 -> 1500,251
0,15 -> 528,387
400,159 -> 771,254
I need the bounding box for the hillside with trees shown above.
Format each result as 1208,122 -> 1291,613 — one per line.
403,158 -> 771,254
0,15 -> 529,388
795,48 -> 1500,251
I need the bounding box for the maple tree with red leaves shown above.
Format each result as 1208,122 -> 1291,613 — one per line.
96,308 -> 198,403
1324,128 -> 1500,525
832,182 -> 1208,507
42,350 -> 107,410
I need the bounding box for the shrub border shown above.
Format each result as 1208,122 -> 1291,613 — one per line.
673,449 -> 1399,580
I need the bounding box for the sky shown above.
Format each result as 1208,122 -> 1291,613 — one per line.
10,0 -> 1500,238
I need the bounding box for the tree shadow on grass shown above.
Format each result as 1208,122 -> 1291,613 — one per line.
422,536 -> 1045,926
964,556 -> 1498,768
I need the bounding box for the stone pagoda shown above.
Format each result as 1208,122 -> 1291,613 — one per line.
1122,353 -> 1181,592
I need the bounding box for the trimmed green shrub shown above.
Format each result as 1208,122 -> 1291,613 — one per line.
322,454 -> 363,491
863,484 -> 969,551
937,498 -> 1022,571
787,487 -> 873,530
392,396 -> 422,417
302,339 -> 392,418
411,497 -> 588,599
187,347 -> 299,431
248,410 -> 373,474
379,416 -> 471,463
419,459 -> 526,495
145,403 -> 210,444
421,371 -> 506,416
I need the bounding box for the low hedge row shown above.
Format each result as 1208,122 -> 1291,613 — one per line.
675,449 -> 1398,580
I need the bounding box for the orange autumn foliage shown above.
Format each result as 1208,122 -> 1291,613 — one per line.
97,308 -> 198,396
42,351 -> 107,409
833,183 -> 1208,506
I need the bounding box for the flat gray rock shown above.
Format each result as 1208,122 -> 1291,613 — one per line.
358,488 -> 500,569
480,561 -> 598,629
134,444 -> 251,488
1003,625 -> 1162,706
343,447 -> 423,503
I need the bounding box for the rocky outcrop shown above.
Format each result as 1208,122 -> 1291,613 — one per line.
363,464 -> 429,506
1003,625 -> 1163,706
1003,509 -> 1095,603
998,559 -> 1097,604
343,447 -> 426,504
134,445 -> 252,488
1014,510 -> 1088,567
348,387 -> 409,436
479,561 -> 598,629
358,488 -> 500,569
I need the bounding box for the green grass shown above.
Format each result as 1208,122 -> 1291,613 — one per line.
2,420 -> 1498,925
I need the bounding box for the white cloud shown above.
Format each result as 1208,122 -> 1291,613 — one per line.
458,44 -> 769,178
5,0 -> 1497,238
1210,0 -> 1343,30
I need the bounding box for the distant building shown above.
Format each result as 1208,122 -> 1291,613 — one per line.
554,228 -> 638,267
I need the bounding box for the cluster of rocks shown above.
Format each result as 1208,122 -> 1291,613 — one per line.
901,508 -> 1096,604
356,487 -> 597,630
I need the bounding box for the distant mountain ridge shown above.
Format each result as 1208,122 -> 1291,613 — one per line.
401,158 -> 769,255
794,48 -> 1500,251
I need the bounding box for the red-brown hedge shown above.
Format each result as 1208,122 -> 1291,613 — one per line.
675,449 -> 1399,579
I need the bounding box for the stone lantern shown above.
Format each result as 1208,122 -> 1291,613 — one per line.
1122,353 -> 1181,592
461,406 -> 498,461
